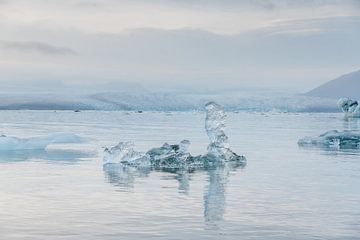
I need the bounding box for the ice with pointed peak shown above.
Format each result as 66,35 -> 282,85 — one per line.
298,130 -> 360,149
338,97 -> 360,118
103,102 -> 246,168
204,101 -> 245,162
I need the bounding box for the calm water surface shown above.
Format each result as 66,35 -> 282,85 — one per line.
0,111 -> 359,240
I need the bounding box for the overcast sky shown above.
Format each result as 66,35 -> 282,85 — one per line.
0,0 -> 359,92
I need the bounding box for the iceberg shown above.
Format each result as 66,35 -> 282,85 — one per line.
298,130 -> 360,149
146,140 -> 194,168
103,140 -> 191,167
104,140 -> 204,169
0,133 -> 86,151
103,102 -> 246,168
204,101 -> 245,162
103,141 -> 150,166
337,97 -> 360,118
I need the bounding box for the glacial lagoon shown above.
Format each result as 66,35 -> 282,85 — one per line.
0,110 -> 360,240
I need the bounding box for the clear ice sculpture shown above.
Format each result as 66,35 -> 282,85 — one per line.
204,101 -> 245,162
338,97 -> 360,118
103,102 -> 246,168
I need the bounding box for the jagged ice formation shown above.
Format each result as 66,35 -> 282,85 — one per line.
103,102 -> 246,168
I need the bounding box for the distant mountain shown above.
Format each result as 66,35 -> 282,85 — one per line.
307,69 -> 360,99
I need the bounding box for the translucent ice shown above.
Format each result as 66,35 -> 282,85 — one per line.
103,142 -> 150,166
338,97 -> 360,118
204,101 -> 245,162
298,130 -> 360,149
103,102 -> 246,168
146,140 -> 193,168
0,133 -> 86,151
104,140 -> 196,168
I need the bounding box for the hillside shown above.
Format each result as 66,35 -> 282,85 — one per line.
307,69 -> 360,99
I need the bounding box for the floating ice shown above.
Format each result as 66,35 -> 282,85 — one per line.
104,140 -> 203,169
103,142 -> 149,166
103,102 -> 246,168
298,130 -> 360,149
204,101 -> 245,162
146,140 -> 194,168
0,133 -> 86,151
338,97 -> 360,118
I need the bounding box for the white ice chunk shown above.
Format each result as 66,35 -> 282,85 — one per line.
0,133 -> 86,151
338,97 -> 360,118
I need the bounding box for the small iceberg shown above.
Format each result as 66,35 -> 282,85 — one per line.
104,141 -> 150,166
0,133 -> 87,151
338,97 -> 360,118
104,102 -> 246,168
298,130 -> 360,149
204,101 -> 244,162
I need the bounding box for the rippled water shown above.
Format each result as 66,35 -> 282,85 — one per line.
0,111 -> 359,240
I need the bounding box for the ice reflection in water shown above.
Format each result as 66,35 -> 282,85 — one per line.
0,149 -> 95,163
103,164 -> 151,190
103,161 -> 245,225
175,169 -> 190,194
343,117 -> 360,130
204,167 -> 228,225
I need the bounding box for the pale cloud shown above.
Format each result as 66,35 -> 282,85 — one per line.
0,0 -> 359,90
0,40 -> 75,55
0,0 -> 358,34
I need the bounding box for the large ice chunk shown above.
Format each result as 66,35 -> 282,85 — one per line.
146,140 -> 193,168
298,130 -> 360,149
204,101 -> 245,162
0,133 -> 86,151
103,101 -> 246,168
338,97 -> 360,118
104,140 -> 196,168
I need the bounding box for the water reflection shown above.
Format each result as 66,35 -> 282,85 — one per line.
204,167 -> 228,225
0,149 -> 95,163
342,117 -> 360,130
174,169 -> 190,194
299,144 -> 360,155
103,162 -> 245,225
103,164 -> 151,191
